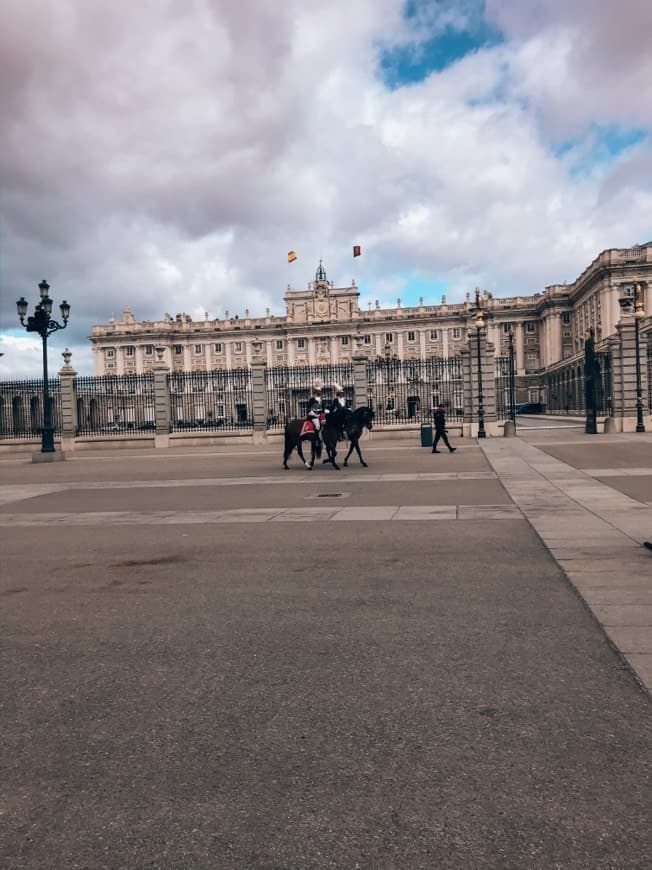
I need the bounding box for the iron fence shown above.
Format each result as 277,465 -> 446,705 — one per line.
543,351 -> 612,414
0,378 -> 62,440
367,358 -> 463,425
265,364 -> 353,430
495,356 -> 513,420
648,340 -> 652,413
75,374 -> 155,435
168,369 -> 254,432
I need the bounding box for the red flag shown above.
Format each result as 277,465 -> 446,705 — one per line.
353,245 -> 361,257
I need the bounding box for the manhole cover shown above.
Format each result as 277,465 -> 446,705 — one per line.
318,493 -> 342,498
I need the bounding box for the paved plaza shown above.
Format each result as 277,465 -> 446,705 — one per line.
1,425 -> 651,868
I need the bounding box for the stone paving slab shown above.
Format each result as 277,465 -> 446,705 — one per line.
481,437 -> 652,695
624,654 -> 652,687
583,588 -> 652,604
593,604 -> 652,626
0,505 -> 528,526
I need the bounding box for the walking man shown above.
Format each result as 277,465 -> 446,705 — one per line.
432,404 -> 456,454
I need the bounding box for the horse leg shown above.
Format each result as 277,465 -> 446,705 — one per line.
296,439 -> 311,469
283,435 -> 294,469
354,439 -> 368,468
342,440 -> 355,467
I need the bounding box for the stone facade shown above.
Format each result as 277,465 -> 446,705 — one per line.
90,246 -> 652,378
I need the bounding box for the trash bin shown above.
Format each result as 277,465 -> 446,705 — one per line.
420,424 -> 433,447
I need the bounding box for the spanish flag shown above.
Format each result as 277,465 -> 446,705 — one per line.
288,250 -> 297,263
353,245 -> 361,257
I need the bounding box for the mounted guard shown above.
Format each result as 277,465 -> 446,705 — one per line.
299,380 -> 324,455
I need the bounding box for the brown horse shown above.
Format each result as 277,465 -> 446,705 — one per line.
322,406 -> 375,469
282,418 -> 322,469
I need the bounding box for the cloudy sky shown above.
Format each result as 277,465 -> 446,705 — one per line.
2,0 -> 651,377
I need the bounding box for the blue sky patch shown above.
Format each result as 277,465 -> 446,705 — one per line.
379,4 -> 502,88
556,124 -> 648,173
358,275 -> 450,309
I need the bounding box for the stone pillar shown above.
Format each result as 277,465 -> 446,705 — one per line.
613,319 -> 647,432
514,323 -> 525,373
251,361 -> 267,445
352,355 -> 369,409
461,346 -> 472,437
153,352 -> 171,447
59,351 -> 77,453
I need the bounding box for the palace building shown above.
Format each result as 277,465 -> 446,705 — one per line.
90,245 -> 652,377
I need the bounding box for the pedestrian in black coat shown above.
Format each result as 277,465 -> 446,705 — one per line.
432,404 -> 456,453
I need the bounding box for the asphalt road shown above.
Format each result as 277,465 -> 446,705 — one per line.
1,442 -> 651,869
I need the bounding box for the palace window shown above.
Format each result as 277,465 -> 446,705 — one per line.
407,331 -> 415,342
144,345 -> 153,356
452,328 -> 461,339
125,346 -> 134,356
276,339 -> 283,350
234,341 -> 243,352
297,338 -> 305,348
503,323 -> 511,333
106,348 -> 114,358
194,344 -> 203,354
174,345 -> 183,356
341,336 -> 349,346
526,322 -> 535,333
364,335 -> 371,344
214,343 -> 222,353
562,313 -> 571,324
430,330 -> 438,340
385,333 -> 394,343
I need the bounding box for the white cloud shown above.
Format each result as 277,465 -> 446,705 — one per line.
1,0 -> 651,378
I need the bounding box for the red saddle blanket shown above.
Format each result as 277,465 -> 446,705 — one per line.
299,414 -> 325,438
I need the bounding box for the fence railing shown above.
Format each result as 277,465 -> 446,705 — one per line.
265,364 -> 354,430
367,357 -> 464,425
543,351 -> 612,415
0,378 -> 62,439
167,369 -> 254,432
75,374 -> 155,435
495,357 -> 512,420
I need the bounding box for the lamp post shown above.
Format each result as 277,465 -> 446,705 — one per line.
508,328 -> 516,425
584,328 -> 597,435
474,289 -> 487,438
633,282 -> 646,432
618,282 -> 646,433
16,280 -> 70,453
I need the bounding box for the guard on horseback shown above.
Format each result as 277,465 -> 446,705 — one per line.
305,380 -> 325,454
327,383 -> 350,440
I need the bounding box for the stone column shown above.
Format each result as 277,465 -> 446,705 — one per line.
461,346 -> 472,437
514,323 -> 525,373
352,355 -> 369,409
153,349 -> 171,447
250,360 -> 267,446
613,318 -> 647,432
59,350 -> 77,453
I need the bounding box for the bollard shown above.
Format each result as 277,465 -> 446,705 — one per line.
503,420 -> 516,437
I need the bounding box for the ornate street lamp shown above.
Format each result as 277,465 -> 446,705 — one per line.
473,289 -> 487,438
618,282 -> 646,433
584,328 -> 598,435
508,328 -> 516,425
634,282 -> 646,432
16,280 -> 70,453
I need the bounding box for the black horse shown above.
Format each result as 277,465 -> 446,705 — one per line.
283,418 -> 323,469
322,406 -> 375,469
